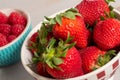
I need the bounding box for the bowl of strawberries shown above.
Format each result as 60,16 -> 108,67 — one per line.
0,8 -> 32,66
21,0 -> 120,80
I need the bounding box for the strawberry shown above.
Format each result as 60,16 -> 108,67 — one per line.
48,8 -> 90,48
28,32 -> 38,54
93,18 -> 120,50
31,34 -> 84,79
45,35 -> 84,79
8,11 -> 27,26
11,24 -> 25,36
79,46 -> 116,74
46,46 -> 84,79
36,62 -> 51,77
7,35 -> 17,42
0,33 -> 8,47
0,24 -> 11,36
0,12 -> 8,24
76,0 -> 110,26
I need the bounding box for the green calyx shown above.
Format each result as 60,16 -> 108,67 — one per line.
32,32 -> 76,70
92,50 -> 116,71
44,32 -> 76,69
44,8 -> 80,25
97,50 -> 116,67
105,0 -> 115,4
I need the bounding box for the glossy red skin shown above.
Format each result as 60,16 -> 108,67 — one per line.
28,32 -> 38,54
37,62 -> 51,77
46,47 -> 84,79
76,0 -> 109,26
53,16 -> 90,48
79,46 -> 105,74
93,18 -> 120,50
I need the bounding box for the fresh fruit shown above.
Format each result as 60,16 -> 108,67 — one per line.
0,24 -> 11,36
46,46 -> 84,79
79,46 -> 116,73
7,35 -> 17,42
36,62 -> 50,77
8,11 -> 27,26
93,18 -> 120,50
45,37 -> 84,79
0,11 -> 8,24
50,8 -> 90,48
31,33 -> 84,79
0,11 -> 27,47
27,2 -> 119,79
76,0 -> 110,26
11,24 -> 25,36
0,33 -> 8,47
28,32 -> 38,54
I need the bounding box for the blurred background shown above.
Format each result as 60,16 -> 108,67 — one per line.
0,0 -> 120,80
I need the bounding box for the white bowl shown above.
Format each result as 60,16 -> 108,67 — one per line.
21,9 -> 120,80
0,8 -> 32,66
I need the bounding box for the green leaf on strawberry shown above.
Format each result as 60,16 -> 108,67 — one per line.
105,0 -> 115,4
97,50 -> 116,67
44,8 -> 80,25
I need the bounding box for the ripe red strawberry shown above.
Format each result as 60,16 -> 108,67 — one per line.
93,18 -> 120,50
36,62 -> 51,77
76,0 -> 110,26
0,12 -> 8,24
51,8 -> 90,48
44,36 -> 83,79
0,33 -> 8,47
79,46 -> 116,74
28,32 -> 38,54
0,24 -> 11,36
31,34 -> 84,79
7,35 -> 17,42
46,46 -> 84,79
11,24 -> 25,36
8,11 -> 27,26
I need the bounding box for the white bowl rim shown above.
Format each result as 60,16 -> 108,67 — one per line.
0,8 -> 31,50
21,8 -> 120,80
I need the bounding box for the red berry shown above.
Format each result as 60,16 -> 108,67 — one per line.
46,46 -> 84,79
28,32 -> 38,54
0,12 -> 8,24
7,35 -> 17,42
37,62 -> 50,77
79,46 -> 105,73
0,33 -> 8,47
0,24 -> 11,36
93,18 -> 120,50
29,32 -> 38,42
8,11 -> 27,26
11,24 -> 25,36
76,0 -> 110,26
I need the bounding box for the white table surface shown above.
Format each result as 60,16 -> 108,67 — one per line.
0,0 -> 120,80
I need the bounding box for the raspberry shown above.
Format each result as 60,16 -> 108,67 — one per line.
11,24 -> 25,36
0,12 -> 8,24
8,11 -> 27,26
7,35 -> 17,42
0,33 -> 8,47
0,24 -> 11,36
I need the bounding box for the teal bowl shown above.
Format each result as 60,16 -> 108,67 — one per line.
0,9 -> 32,66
